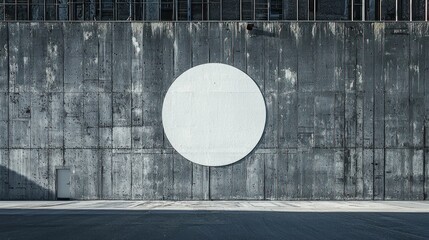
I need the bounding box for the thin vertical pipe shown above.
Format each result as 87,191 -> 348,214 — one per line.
239,0 -> 242,20
175,0 -> 177,20
268,0 -> 270,20
410,0 -> 412,21
314,0 -> 316,20
395,0 -> 398,21
379,0 -> 382,20
362,0 -> 365,20
351,0 -> 354,20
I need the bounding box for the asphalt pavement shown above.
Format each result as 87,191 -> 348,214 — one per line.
0,201 -> 428,240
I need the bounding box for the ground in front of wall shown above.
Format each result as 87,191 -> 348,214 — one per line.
0,201 -> 428,240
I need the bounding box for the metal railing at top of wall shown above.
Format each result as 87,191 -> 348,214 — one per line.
0,0 -> 428,21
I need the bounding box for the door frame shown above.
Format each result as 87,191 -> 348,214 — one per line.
56,167 -> 71,200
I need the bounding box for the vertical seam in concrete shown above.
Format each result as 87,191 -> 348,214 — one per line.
97,23 -> 102,200
408,24 -> 413,199
6,22 -> 10,199
130,154 -> 133,200
262,23 -> 266,200
382,24 -> 386,200
424,126 -> 426,199
110,23 -> 114,198
372,23 -> 376,200
343,23 -> 347,199
263,154 -> 266,200
29,25 -> 33,152
61,23 -> 65,168
205,23 -> 210,201
129,23 -> 133,200
423,31 -> 427,200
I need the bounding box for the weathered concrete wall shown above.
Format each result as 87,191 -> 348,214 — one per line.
0,22 -> 428,200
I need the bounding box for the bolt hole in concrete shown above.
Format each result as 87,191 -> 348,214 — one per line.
162,63 -> 266,166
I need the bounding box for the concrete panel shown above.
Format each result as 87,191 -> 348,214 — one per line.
0,93 -> 8,148
192,163 -> 210,200
0,149 -> 8,199
8,149 -> 49,200
278,23 -> 298,149
385,149 -> 424,200
98,23 -> 113,92
28,24 -> 48,93
9,93 -> 31,148
245,154 -> 265,199
373,149 -> 385,200
297,93 -> 314,149
344,24 -> 362,148
100,149 -> 112,199
210,165 -> 233,200
113,127 -> 131,149
141,153 -> 173,200
373,23 -> 386,148
263,23 -> 279,149
265,153 -> 285,200
8,23 -> 32,93
30,93 -> 49,148
112,23 -> 132,93
310,149 -> 345,200
99,93 -> 112,127
112,151 -> 131,199
64,93 -> 82,148
314,92 -> 344,148
172,153 -> 193,200
131,152 -> 143,199
46,23 -> 64,92
48,93 -> 64,148
99,127 -> 112,148
113,93 -> 131,127
82,23 -> 99,92
361,23 -> 374,149
65,149 -> 99,199
64,23 -> 83,93
0,24 -> 8,92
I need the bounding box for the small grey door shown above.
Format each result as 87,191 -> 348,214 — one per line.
57,169 -> 71,199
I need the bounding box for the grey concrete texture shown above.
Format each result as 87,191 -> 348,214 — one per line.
0,22 -> 428,200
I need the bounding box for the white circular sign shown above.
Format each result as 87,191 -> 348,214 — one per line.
162,63 -> 266,166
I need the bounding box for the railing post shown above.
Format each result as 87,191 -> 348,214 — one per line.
395,0 -> 398,21
410,0 -> 412,21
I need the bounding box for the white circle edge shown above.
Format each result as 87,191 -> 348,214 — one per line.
162,63 -> 266,167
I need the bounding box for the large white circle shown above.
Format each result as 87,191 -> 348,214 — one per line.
162,63 -> 266,166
